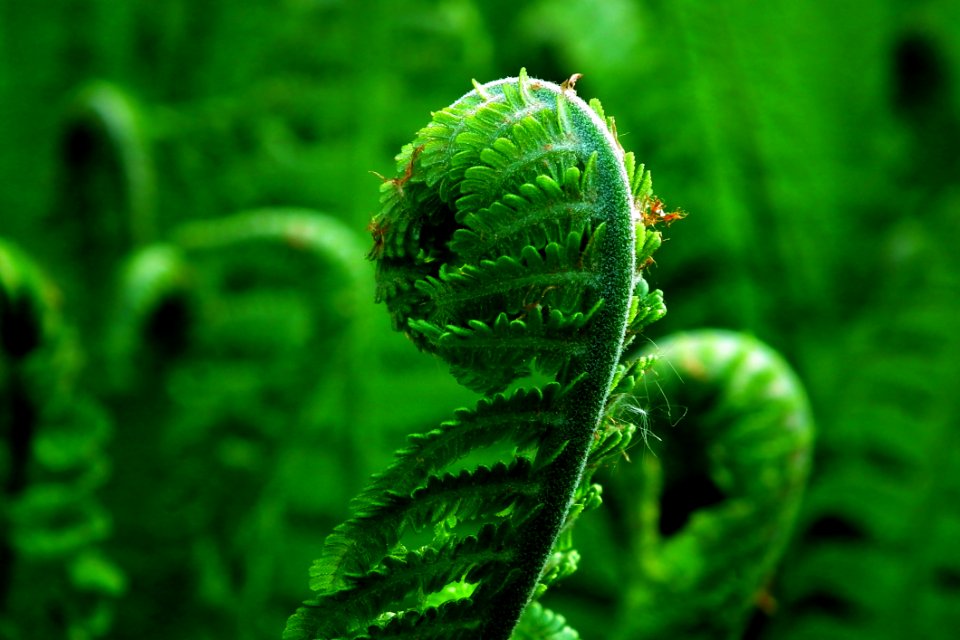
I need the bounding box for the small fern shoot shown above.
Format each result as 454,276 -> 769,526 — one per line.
285,70 -> 672,639
1,239 -> 123,639
104,209 -> 368,639
606,330 -> 815,639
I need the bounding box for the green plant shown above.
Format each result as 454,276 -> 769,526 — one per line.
567,330 -> 814,639
52,81 -> 155,329
103,209 -> 368,639
1,239 -> 123,640
59,81 -> 156,251
284,70 -> 667,639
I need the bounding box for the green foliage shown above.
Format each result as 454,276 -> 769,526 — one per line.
103,209 -> 369,639
522,3 -> 960,638
60,81 -> 156,249
1,1 -> 957,638
568,330 -> 814,639
284,71 -> 667,639
1,240 -> 122,640
512,603 -> 580,640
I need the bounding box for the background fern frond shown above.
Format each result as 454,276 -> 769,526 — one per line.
101,209 -> 370,638
543,330 -> 814,639
1,239 -> 123,639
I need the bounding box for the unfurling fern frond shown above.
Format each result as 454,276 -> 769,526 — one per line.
599,330 -> 814,639
1,239 -> 123,639
59,81 -> 156,248
52,81 -> 155,329
286,70 -> 673,639
104,209 -> 368,639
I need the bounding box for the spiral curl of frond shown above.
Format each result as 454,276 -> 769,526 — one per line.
607,330 -> 814,639
371,69 -> 664,395
286,70 -> 672,640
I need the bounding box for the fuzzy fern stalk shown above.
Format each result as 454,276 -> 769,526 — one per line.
285,70 -> 670,639
605,330 -> 814,639
0,239 -> 123,639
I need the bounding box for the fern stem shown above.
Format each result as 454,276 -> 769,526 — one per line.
478,76 -> 637,637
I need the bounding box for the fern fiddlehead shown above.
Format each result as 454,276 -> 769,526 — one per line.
1,239 -> 122,639
286,70 -> 668,639
598,330 -> 814,639
60,81 -> 156,249
104,209 -> 367,639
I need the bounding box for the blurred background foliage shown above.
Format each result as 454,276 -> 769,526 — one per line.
1,0 -> 958,638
